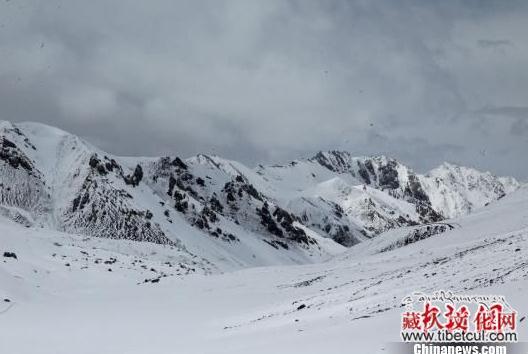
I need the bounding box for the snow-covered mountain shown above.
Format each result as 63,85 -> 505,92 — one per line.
0,121 -> 347,271
423,162 -> 519,218
310,151 -> 519,219
0,121 -> 519,269
256,150 -> 518,244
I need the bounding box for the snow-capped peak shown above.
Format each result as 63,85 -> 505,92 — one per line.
0,122 -> 520,269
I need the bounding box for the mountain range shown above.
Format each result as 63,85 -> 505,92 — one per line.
0,120 -> 519,271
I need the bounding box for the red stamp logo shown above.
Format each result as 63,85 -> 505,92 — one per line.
401,291 -> 517,343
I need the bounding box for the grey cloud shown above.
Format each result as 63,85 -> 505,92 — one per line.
510,118 -> 528,137
476,106 -> 528,137
477,39 -> 513,48
477,106 -> 528,119
0,0 -> 527,178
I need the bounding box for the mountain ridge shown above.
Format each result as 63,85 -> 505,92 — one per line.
0,120 -> 520,269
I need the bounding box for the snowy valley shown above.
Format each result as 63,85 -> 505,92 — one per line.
0,121 -> 527,354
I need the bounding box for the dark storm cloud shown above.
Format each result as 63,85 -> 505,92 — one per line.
0,0 -> 527,178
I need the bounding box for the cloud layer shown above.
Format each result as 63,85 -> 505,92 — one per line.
1,0 -> 527,178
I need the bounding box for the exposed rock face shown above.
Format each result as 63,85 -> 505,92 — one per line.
0,137 -> 34,172
257,202 -> 313,245
144,155 -> 318,248
124,165 -> 143,187
0,126 -> 50,216
377,159 -> 400,190
66,172 -> 173,245
61,153 -> 174,245
379,223 -> 456,253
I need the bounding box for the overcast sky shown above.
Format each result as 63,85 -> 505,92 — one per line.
1,1 -> 527,179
